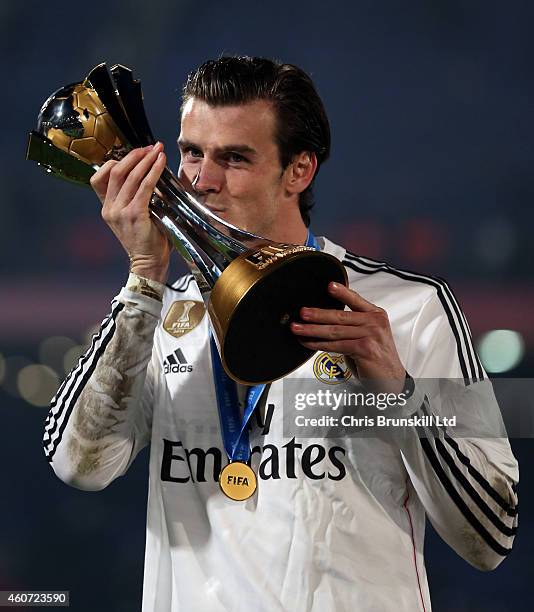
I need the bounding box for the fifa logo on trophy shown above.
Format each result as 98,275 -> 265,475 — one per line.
26,63 -> 348,384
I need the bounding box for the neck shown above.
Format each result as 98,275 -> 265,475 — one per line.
270,227 -> 308,245
265,212 -> 309,245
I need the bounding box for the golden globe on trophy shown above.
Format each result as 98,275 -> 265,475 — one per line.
26,63 -> 348,384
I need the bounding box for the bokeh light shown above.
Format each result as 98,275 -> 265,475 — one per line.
17,364 -> 59,407
39,336 -> 76,373
1,356 -> 33,398
477,329 -> 525,374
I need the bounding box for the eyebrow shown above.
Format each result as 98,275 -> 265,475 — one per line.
177,139 -> 257,157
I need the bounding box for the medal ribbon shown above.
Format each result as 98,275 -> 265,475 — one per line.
305,229 -> 319,250
210,230 -> 319,463
210,336 -> 265,462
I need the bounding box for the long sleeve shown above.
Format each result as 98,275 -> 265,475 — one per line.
43,286 -> 162,491
399,282 -> 519,571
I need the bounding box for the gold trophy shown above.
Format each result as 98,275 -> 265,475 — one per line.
26,63 -> 347,384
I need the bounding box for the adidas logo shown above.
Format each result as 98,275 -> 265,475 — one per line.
163,348 -> 193,374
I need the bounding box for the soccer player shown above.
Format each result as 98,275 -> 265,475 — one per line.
43,56 -> 518,611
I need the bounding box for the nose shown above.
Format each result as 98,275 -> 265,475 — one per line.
191,159 -> 224,195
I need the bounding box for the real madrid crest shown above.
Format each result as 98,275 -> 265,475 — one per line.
313,352 -> 352,384
163,300 -> 205,338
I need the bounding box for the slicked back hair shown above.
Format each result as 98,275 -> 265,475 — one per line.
181,56 -> 331,227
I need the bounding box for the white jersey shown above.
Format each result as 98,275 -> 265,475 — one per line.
43,237 -> 519,612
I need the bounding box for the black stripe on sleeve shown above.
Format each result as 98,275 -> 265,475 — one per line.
47,305 -> 115,410
342,255 -> 482,384
343,254 -> 480,381
43,301 -> 123,446
417,400 -> 518,517
344,252 -> 485,381
168,275 -> 194,293
420,437 -> 512,557
443,436 -> 518,517
44,306 -> 117,447
418,398 -> 518,519
434,438 -> 517,536
44,302 -> 125,461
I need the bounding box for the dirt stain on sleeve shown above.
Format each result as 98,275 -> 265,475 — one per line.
67,305 -> 157,476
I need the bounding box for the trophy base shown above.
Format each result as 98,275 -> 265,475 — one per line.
209,244 -> 348,384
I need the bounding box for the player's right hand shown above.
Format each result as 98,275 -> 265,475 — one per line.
91,142 -> 171,283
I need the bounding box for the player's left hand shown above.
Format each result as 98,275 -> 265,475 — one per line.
290,282 -> 406,393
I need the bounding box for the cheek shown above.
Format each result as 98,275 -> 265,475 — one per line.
223,170 -> 252,198
226,168 -> 280,200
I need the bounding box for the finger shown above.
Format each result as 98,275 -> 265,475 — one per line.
116,142 -> 164,204
291,322 -> 371,340
90,159 -> 118,204
130,151 -> 167,214
328,282 -> 378,313
105,145 -> 155,204
297,338 -> 367,355
299,306 -> 368,326
296,336 -> 377,358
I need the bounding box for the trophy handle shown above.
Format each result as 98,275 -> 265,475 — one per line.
110,64 -> 156,146
149,197 -> 218,296
85,63 -> 138,147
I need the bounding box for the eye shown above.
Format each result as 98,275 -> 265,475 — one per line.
182,146 -> 203,159
226,152 -> 248,163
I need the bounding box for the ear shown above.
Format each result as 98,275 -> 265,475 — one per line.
284,151 -> 318,196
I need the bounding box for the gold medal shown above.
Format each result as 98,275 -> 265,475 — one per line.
219,461 -> 257,501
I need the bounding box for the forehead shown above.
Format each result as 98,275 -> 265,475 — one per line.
180,97 -> 277,150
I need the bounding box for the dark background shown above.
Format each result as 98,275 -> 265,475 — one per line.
1,1 -> 532,610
